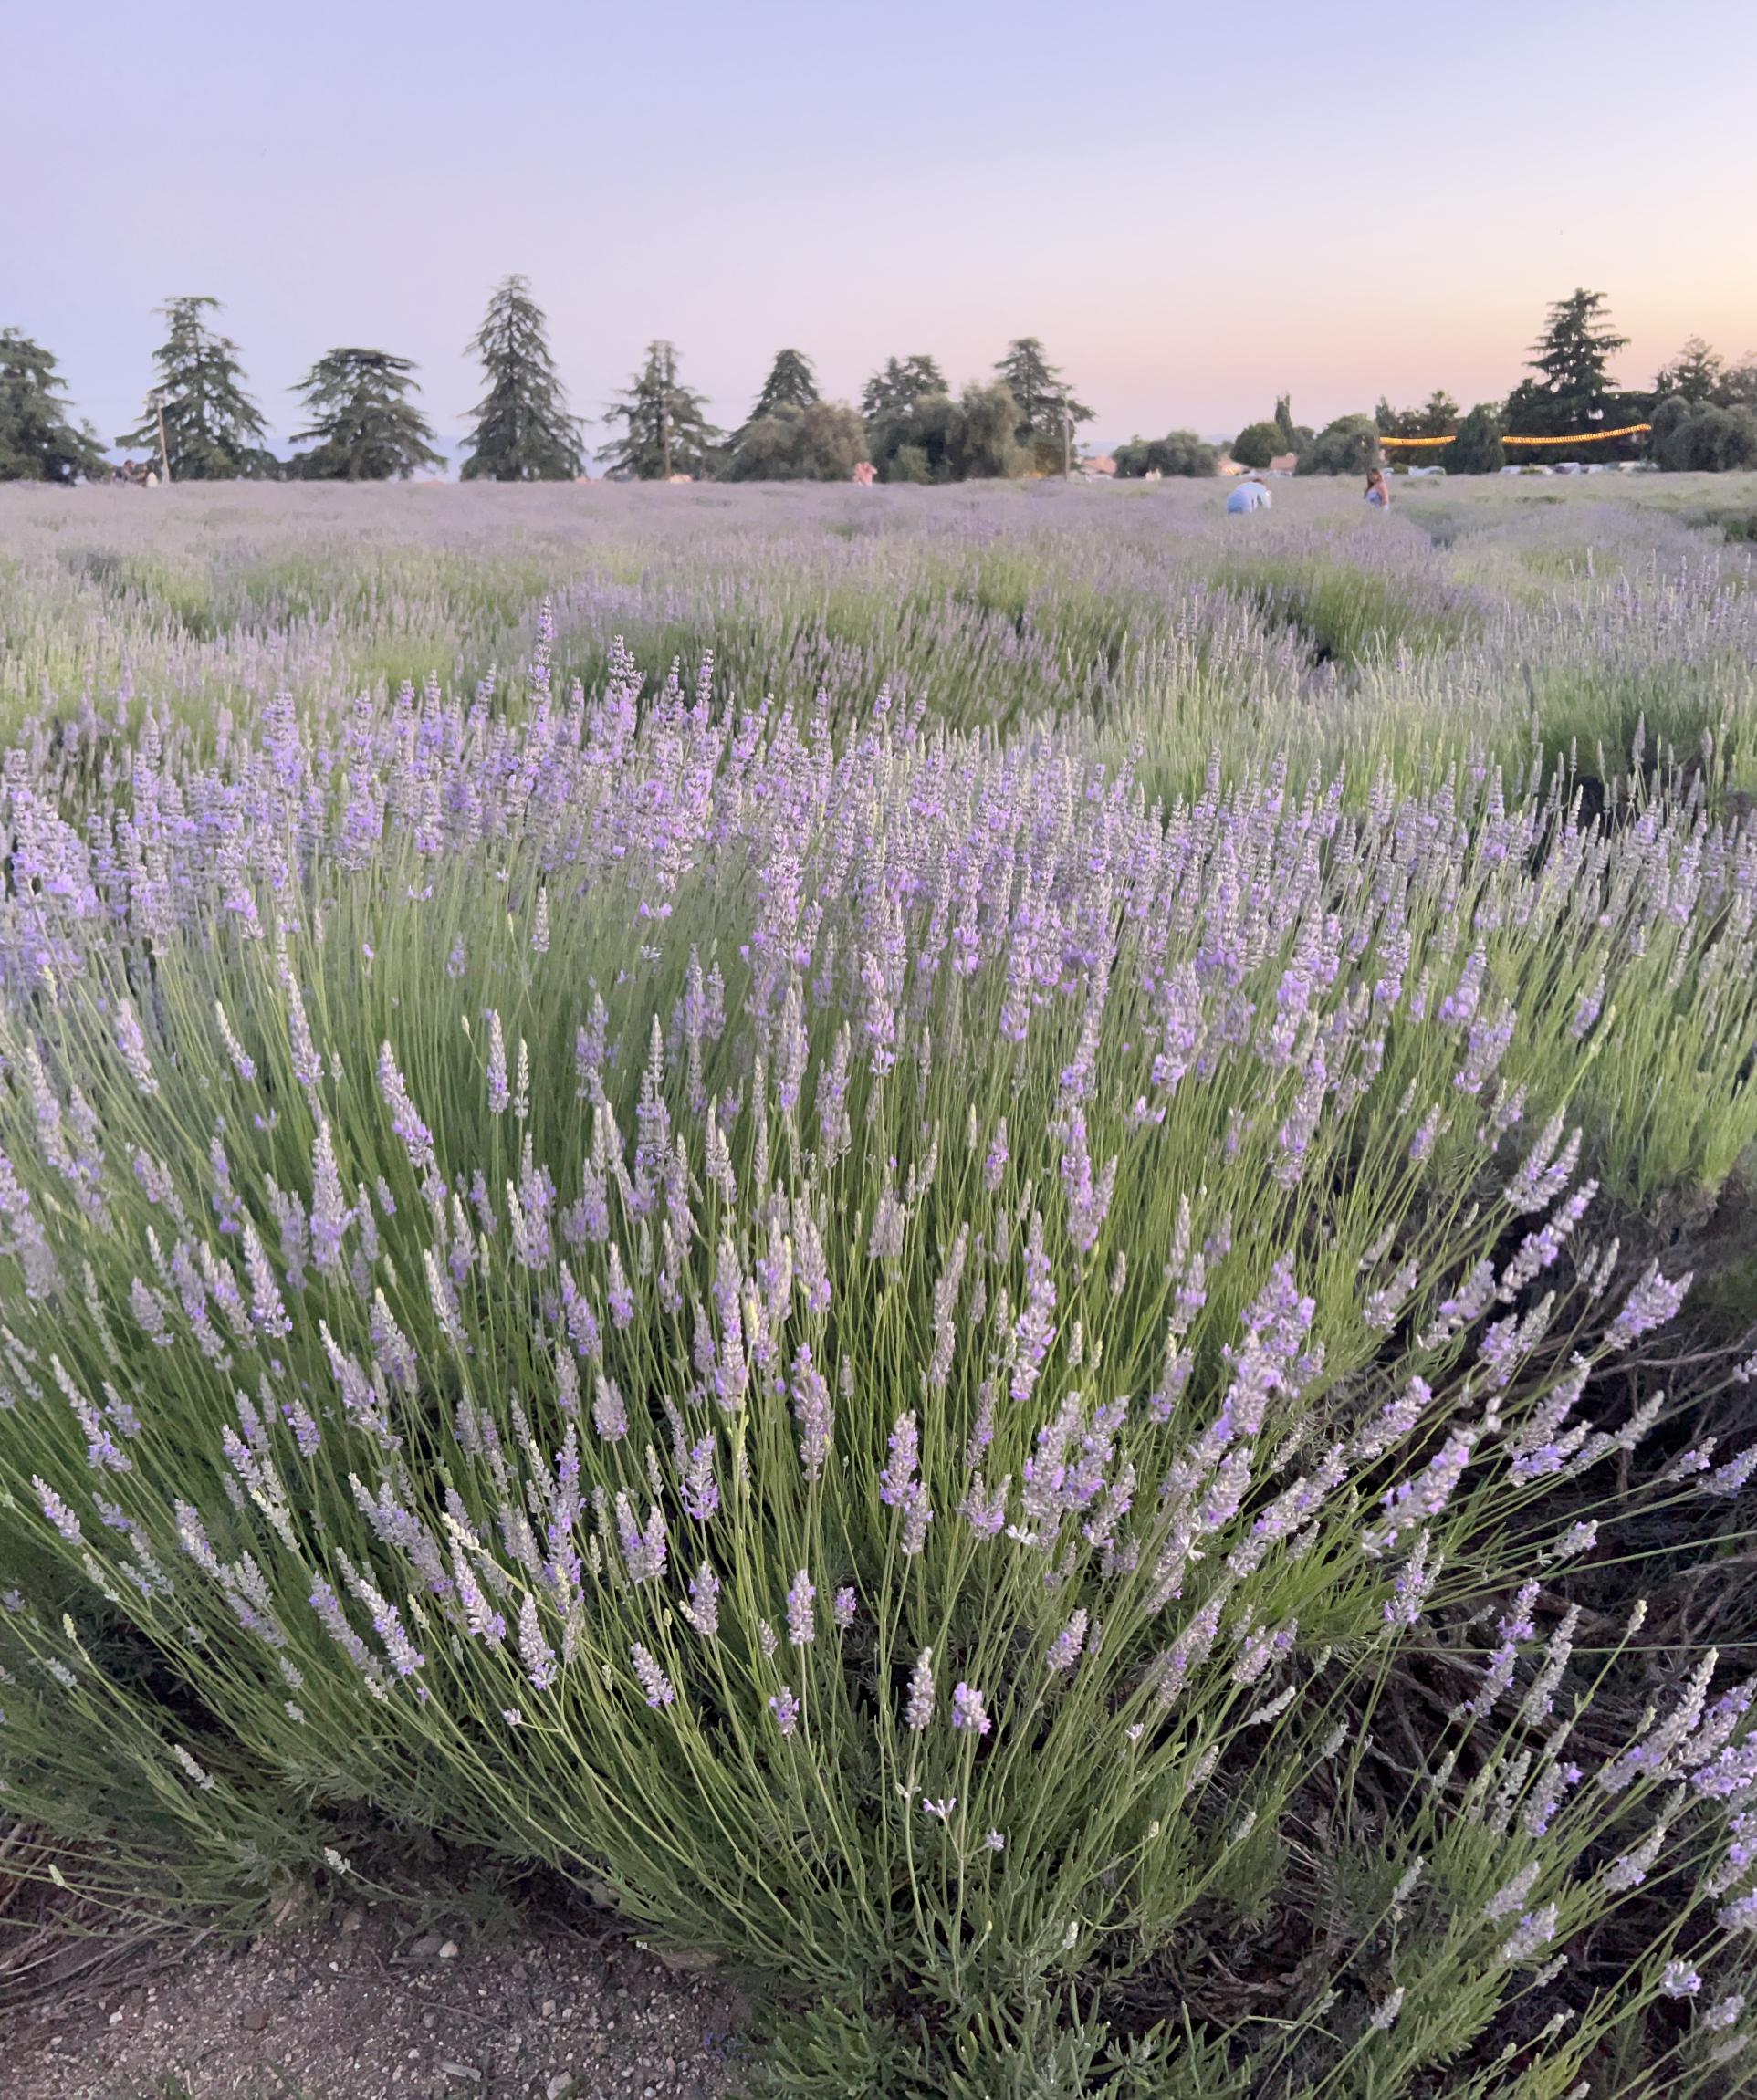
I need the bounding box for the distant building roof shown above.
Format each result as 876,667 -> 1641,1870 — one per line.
1269,454 -> 1299,475
1080,455 -> 1116,477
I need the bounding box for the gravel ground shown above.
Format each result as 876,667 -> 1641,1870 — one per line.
5,1907 -> 748,2100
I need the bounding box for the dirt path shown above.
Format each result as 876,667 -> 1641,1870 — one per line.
5,1906 -> 747,2100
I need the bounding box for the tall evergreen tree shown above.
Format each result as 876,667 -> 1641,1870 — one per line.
1273,394 -> 1299,453
459,277 -> 584,482
1652,337 -> 1724,405
1418,389 -> 1459,436
1504,289 -> 1631,439
860,356 -> 947,425
0,328 -> 106,484
1720,357 -> 1757,409
747,349 -> 820,424
290,349 -> 443,481
600,341 -> 720,480
993,338 -> 1093,463
119,297 -> 276,480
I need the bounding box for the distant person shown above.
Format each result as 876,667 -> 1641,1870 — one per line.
1365,466 -> 1391,509
1226,473 -> 1271,516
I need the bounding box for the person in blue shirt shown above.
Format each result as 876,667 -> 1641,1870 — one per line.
1227,474 -> 1271,515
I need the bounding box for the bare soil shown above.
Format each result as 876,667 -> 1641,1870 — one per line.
5,1905 -> 747,2100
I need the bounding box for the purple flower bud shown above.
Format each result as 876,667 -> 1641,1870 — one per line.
616,1492 -> 666,1582
880,1412 -> 920,1507
685,1562 -> 720,1639
33,1477 -> 81,1542
951,1682 -> 991,1735
518,1595 -> 558,1692
682,1436 -> 719,1522
905,1648 -> 936,1729
632,1643 -> 676,1709
1045,1610 -> 1089,1673
790,1345 -> 833,1482
592,1374 -> 628,1443
1605,1263 -> 1691,1349
785,1570 -> 816,1647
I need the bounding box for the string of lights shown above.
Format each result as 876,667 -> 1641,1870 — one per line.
1378,423 -> 1652,449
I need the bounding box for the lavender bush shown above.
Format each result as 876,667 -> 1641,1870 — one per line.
0,483 -> 1755,2094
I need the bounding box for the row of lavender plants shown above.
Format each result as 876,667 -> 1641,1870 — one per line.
4,483 -> 1756,805
0,487 -> 1752,2092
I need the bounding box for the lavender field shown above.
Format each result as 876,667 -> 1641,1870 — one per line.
2,477 -> 1757,2097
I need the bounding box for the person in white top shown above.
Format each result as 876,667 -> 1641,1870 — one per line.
1226,474 -> 1271,515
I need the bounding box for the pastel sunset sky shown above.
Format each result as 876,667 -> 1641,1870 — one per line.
9,0 -> 1755,454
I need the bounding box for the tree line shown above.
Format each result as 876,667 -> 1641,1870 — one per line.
0,280 -> 1103,487
2,280 -> 1753,485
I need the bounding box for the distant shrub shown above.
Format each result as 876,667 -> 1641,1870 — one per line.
724,402 -> 867,482
1693,403 -> 1755,472
1448,404 -> 1506,475
884,439 -> 933,483
868,384 -> 1026,483
1229,421 -> 1284,470
947,380 -> 1028,480
1113,430 -> 1218,477
1652,392 -> 1757,473
1295,414 -> 1382,475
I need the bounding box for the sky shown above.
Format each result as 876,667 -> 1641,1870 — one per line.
7,0 -> 1757,462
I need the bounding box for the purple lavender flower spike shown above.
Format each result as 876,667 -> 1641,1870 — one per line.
632,1643 -> 676,1709
951,1683 -> 992,1735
